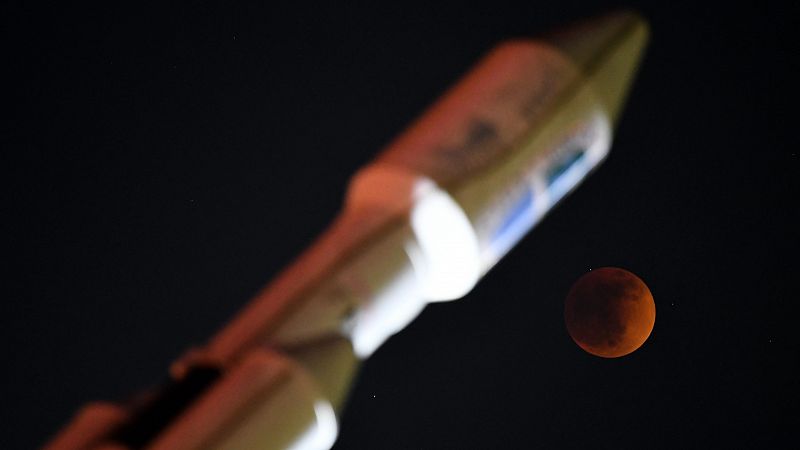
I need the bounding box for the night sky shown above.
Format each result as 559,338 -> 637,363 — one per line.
4,1 -> 796,448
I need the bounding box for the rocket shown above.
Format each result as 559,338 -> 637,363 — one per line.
45,11 -> 649,450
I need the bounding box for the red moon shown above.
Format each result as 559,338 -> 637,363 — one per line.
564,267 -> 655,358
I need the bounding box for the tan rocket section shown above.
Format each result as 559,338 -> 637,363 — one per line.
547,11 -> 649,126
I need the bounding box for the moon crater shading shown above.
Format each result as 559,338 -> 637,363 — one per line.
564,267 -> 655,358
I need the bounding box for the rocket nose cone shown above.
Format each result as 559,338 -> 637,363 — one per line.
546,11 -> 650,125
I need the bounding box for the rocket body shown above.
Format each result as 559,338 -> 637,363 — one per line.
45,12 -> 649,450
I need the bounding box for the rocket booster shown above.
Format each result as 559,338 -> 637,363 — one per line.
45,11 -> 648,450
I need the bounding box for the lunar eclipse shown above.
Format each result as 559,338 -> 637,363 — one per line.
564,267 -> 655,358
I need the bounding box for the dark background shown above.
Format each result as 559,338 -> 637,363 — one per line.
4,1 -> 796,448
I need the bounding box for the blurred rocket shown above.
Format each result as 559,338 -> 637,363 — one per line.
45,11 -> 649,450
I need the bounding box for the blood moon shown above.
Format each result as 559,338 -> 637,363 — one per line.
564,267 -> 655,358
